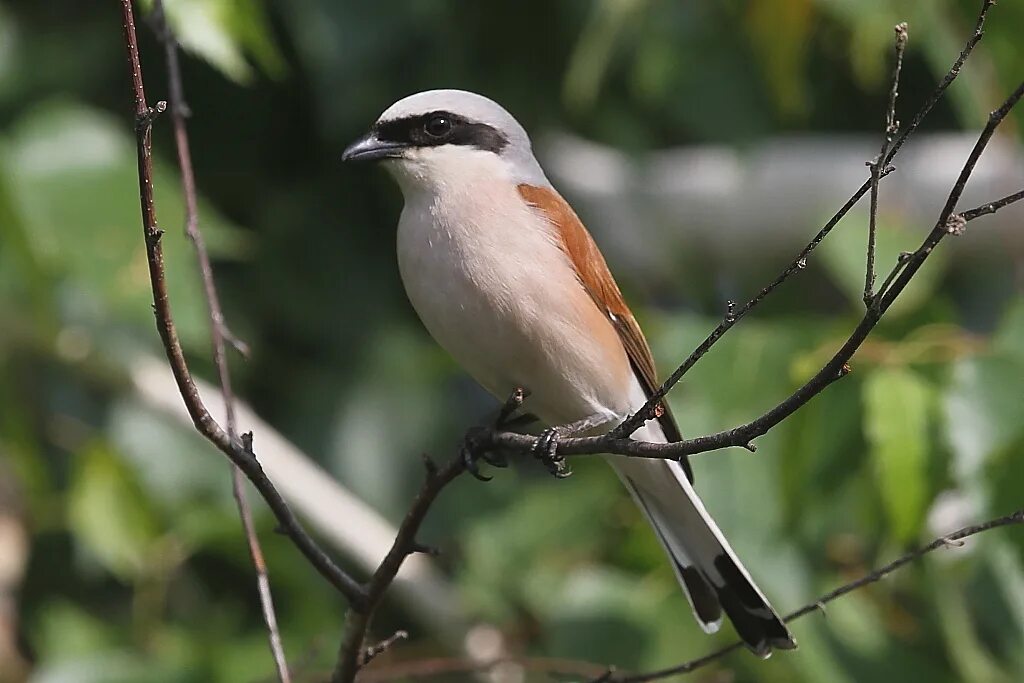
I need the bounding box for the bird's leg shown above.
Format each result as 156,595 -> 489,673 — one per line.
462,387 -> 535,481
532,413 -> 614,479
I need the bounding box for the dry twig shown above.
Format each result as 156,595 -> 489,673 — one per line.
119,0 -> 364,609
864,21 -> 909,305
117,0 -> 1023,682
147,1 -> 290,679
604,509 -> 1024,682
613,0 -> 997,440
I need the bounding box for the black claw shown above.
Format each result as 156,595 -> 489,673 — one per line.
532,428 -> 572,478
462,442 -> 492,482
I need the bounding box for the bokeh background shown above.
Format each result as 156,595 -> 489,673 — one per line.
1,1 -> 1023,682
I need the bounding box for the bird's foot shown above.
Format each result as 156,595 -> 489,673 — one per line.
532,427 -> 572,478
461,387 -> 533,481
460,426 -> 508,481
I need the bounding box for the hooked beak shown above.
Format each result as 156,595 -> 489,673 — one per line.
342,131 -> 408,162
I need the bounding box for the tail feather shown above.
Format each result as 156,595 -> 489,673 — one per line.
612,424 -> 796,656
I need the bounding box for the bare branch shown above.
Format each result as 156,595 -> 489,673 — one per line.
346,510 -> 1024,682
865,22 -> 909,305
330,454 -> 468,682
119,0 -> 1018,681
614,0 -> 996,440
118,0 -> 365,608
960,188 -> 1024,222
486,76 -> 1024,465
606,509 -> 1024,682
147,1 -> 290,678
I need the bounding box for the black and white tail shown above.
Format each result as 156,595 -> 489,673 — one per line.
610,423 -> 796,657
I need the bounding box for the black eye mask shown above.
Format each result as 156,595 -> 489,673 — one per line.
375,111 -> 509,154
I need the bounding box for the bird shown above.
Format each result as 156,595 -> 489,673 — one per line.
342,89 -> 796,656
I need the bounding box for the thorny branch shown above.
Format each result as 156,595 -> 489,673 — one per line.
147,0 -> 289,679
118,0 -> 1024,682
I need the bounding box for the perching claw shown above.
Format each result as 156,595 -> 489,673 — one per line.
532,427 -> 572,478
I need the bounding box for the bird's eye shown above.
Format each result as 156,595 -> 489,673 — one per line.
424,115 -> 453,139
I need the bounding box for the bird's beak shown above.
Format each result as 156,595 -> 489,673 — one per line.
342,131 -> 408,162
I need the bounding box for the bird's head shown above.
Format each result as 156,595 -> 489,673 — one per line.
342,89 -> 549,193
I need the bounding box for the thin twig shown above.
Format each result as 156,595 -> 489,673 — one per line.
613,0 -> 996,440
331,454 -> 468,683
148,2 -> 290,679
605,509 -> 1024,682
119,0 -> 365,608
360,630 -> 409,669
875,79 -> 1024,308
343,511 -> 1024,682
865,22 -> 909,305
960,188 -> 1024,221
118,2 -> 1020,682
488,77 -> 1024,464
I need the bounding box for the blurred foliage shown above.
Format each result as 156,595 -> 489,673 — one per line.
0,1 -> 1022,682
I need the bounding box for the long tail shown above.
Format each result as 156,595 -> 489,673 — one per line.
609,425 -> 796,657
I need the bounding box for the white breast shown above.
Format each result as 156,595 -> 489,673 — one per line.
390,147 -> 631,426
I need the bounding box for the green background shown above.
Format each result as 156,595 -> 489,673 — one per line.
1,1 -> 1023,681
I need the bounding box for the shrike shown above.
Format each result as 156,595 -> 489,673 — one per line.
343,89 -> 796,656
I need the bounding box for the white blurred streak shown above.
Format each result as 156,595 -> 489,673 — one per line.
541,132 -> 1024,275
128,356 -> 469,645
0,462 -> 29,682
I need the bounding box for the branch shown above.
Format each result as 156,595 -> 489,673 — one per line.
349,510 -> 1024,682
612,0 -> 996,440
603,509 -> 1024,682
864,21 -> 909,305
330,454 -> 468,682
118,0 -> 365,608
146,2 -> 289,679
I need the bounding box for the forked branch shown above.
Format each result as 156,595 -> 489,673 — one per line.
117,0 -> 1022,682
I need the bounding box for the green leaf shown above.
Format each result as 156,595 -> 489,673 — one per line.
818,206 -> 947,315
944,354 -> 1024,482
743,0 -> 815,117
5,101 -> 246,350
929,562 -> 1012,683
863,367 -> 933,542
150,0 -> 285,83
562,0 -> 647,112
68,441 -> 159,580
992,298 -> 1024,361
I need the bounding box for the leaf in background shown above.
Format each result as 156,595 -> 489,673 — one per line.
147,0 -> 286,83
540,567 -> 660,669
914,0 -> 998,131
814,0 -> 902,88
744,0 -> 815,118
68,441 -> 159,580
992,298 -> 1024,361
944,354 -> 1024,482
863,367 -> 933,543
819,206 -> 947,315
562,0 -> 648,112
457,465 -> 622,625
929,562 -> 1012,683
5,101 -> 246,350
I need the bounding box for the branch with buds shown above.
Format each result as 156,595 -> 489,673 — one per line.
117,0 -> 1022,682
